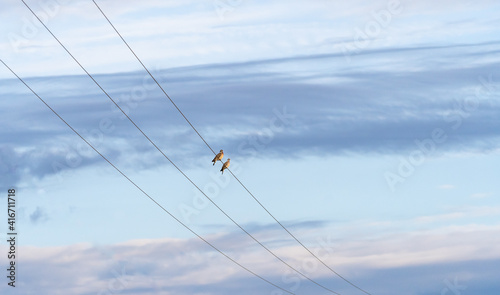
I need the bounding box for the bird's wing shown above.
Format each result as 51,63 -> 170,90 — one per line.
212,152 -> 221,162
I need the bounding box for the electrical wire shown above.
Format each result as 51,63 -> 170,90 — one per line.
0,57 -> 297,295
90,1 -> 372,294
18,1 -> 342,294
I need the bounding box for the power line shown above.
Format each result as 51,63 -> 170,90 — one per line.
92,0 -> 216,154
0,58 -> 296,295
18,1 -> 341,294
90,1 -> 371,294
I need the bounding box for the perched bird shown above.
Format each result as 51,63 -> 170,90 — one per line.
220,159 -> 230,174
212,149 -> 224,165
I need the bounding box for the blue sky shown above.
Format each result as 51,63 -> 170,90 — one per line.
1,0 -> 500,294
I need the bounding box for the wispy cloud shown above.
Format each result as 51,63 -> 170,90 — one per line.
2,39 -> 500,186
0,222 -> 499,295
438,184 -> 455,189
470,192 -> 493,199
1,2 -> 499,294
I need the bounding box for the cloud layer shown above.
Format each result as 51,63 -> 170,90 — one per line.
1,221 -> 499,295
1,40 -> 500,187
1,3 -> 499,295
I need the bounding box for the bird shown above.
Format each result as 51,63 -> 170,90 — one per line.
220,159 -> 230,174
212,149 -> 224,165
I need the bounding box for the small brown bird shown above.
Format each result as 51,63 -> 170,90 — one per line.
220,159 -> 230,174
212,149 -> 224,165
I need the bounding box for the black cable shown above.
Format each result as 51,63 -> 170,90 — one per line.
0,58 -> 296,295
90,1 -> 372,294
92,0 -> 216,154
18,1 -> 342,293
226,169 -> 367,294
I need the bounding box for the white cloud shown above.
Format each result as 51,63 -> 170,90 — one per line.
438,184 -> 455,189
470,192 -> 493,199
3,0 -> 499,79
413,212 -> 465,224
1,222 -> 499,294
408,206 -> 500,226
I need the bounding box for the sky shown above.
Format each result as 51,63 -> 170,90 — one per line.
0,0 -> 500,294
